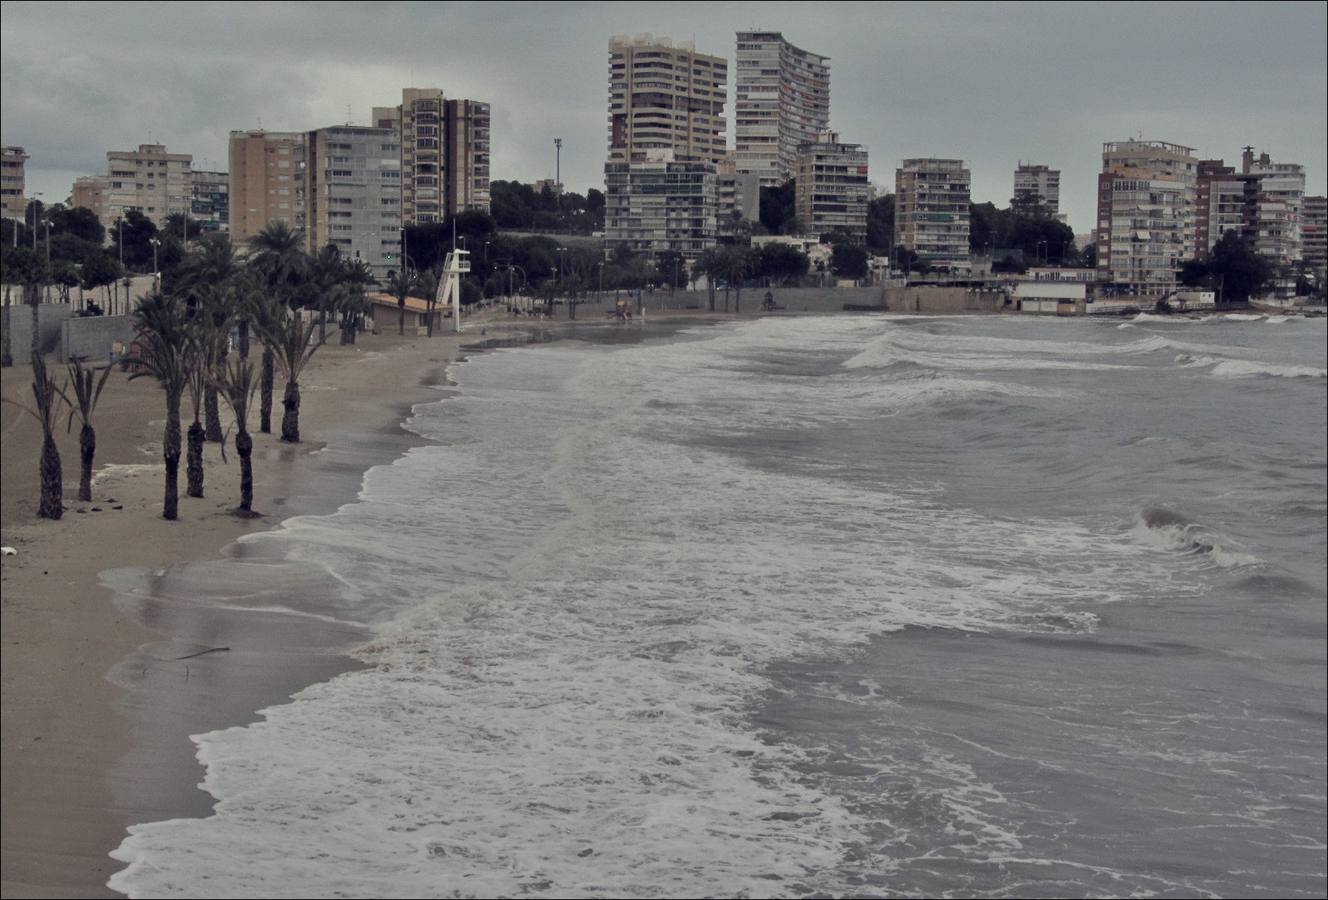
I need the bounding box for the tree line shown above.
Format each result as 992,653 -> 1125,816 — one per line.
4,223 -> 382,524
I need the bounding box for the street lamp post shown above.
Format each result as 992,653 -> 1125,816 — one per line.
150,237 -> 161,289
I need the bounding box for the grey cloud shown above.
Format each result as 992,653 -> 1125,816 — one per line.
3,0 -> 1324,233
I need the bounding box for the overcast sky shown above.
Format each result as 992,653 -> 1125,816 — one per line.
3,1 -> 1325,236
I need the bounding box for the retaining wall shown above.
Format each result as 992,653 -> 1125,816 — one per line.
62,315 -> 134,362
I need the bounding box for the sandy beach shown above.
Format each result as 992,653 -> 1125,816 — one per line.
1,306 -> 736,899
0,310 -> 536,898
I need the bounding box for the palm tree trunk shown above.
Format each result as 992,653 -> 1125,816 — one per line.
186,420 -> 205,498
398,300 -> 405,336
239,319 -> 250,359
163,396 -> 181,520
236,429 -> 253,512
79,423 -> 96,502
204,388 -> 223,442
260,347 -> 274,433
39,430 -> 63,519
281,379 -> 300,443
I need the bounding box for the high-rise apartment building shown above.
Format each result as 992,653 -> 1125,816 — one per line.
795,131 -> 868,241
1095,140 -> 1197,293
1013,163 -> 1063,221
190,170 -> 229,233
102,144 -> 193,229
603,155 -> 717,260
734,31 -> 830,187
71,176 -> 108,222
1194,159 -> 1246,257
382,89 -> 491,225
1,145 -> 28,220
444,99 -> 491,217
396,88 -> 444,224
1302,195 -> 1326,279
607,35 -> 728,165
604,35 -> 727,261
1242,148 -> 1304,269
305,125 -> 401,283
895,158 -> 971,271
228,130 -> 306,246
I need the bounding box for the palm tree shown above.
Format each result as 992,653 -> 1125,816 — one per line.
176,235 -> 242,442
214,357 -> 259,515
308,244 -> 344,345
65,358 -> 112,502
248,222 -> 308,434
130,291 -> 190,520
2,354 -> 70,519
386,268 -> 415,336
723,247 -> 754,313
337,260 -> 375,344
256,309 -> 321,443
182,312 -> 230,498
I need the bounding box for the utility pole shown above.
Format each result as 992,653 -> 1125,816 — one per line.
554,138 -> 562,189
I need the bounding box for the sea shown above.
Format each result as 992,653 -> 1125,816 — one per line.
109,312 -> 1327,899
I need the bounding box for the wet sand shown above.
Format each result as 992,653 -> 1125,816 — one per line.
0,308 -> 737,898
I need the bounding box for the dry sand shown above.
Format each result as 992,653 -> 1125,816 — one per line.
0,311 -> 527,898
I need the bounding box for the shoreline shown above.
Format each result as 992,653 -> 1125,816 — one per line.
0,309 -> 734,898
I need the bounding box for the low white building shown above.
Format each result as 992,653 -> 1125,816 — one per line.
1012,280 -> 1086,314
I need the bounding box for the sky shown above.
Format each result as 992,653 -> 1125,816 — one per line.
2,0 -> 1326,237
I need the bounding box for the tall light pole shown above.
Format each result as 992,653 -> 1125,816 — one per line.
150,237 -> 161,288
554,138 -> 562,189
30,192 -> 42,251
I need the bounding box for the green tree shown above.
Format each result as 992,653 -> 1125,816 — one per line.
256,311 -> 321,443
2,355 -> 69,518
759,179 -> 798,235
65,358 -> 113,502
1182,231 -> 1272,305
215,357 -> 259,515
866,194 -> 895,252
247,223 -> 307,433
110,210 -> 159,270
755,243 -> 810,285
130,292 -> 190,520
831,243 -> 870,280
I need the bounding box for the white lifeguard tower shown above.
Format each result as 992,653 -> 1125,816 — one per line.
435,247 -> 470,332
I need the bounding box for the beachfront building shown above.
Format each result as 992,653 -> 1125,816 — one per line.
1,145 -> 28,220
443,98 -> 491,217
604,35 -> 727,262
1013,163 -> 1063,221
190,170 -> 229,233
733,30 -> 830,187
795,130 -> 868,242
228,130 -> 306,246
1194,159 -> 1246,257
607,34 -> 728,166
894,158 -> 971,272
304,125 -> 401,283
604,152 -> 717,262
1095,140 -> 1197,294
1303,195 -> 1326,280
716,158 -> 759,243
101,144 -> 193,230
376,89 -> 491,224
1242,149 -> 1304,270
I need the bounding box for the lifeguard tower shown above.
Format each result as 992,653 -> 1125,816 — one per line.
435,247 -> 471,332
